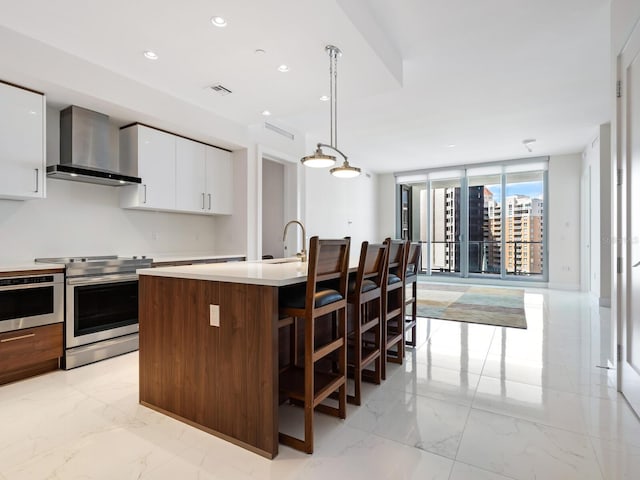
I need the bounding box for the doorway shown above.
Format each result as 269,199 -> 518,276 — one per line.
261,158 -> 285,259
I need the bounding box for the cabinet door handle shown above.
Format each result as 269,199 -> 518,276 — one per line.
143,184 -> 147,204
1,333 -> 35,343
34,168 -> 39,193
202,192 -> 205,209
208,193 -> 212,210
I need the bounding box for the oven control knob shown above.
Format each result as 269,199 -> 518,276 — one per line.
133,256 -> 138,259
81,258 -> 87,262
142,255 -> 147,259
70,258 -> 75,263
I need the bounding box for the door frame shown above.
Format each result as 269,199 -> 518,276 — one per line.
256,146 -> 302,260
617,20 -> 640,415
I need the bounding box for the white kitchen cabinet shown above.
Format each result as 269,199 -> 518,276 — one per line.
120,124 -> 232,215
120,125 -> 176,211
0,81 -> 46,200
205,146 -> 233,215
175,137 -> 206,212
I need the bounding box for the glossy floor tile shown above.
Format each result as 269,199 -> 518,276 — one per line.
0,287 -> 638,479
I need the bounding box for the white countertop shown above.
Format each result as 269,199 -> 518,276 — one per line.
0,262 -> 64,273
150,253 -> 246,264
138,258 -> 309,287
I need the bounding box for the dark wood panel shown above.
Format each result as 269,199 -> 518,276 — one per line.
0,268 -> 64,277
0,359 -> 59,385
0,324 -> 62,385
139,276 -> 279,458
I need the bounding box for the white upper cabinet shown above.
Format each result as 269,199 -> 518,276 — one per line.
120,124 -> 233,215
205,146 -> 233,215
175,137 -> 206,212
0,81 -> 46,200
120,125 -> 176,211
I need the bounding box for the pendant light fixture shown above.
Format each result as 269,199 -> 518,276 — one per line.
300,45 -> 361,178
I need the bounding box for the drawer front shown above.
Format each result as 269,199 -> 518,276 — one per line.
0,323 -> 63,372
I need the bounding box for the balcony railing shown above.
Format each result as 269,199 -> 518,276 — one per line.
428,240 -> 543,276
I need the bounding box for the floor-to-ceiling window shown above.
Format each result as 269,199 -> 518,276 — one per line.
396,158 -> 547,282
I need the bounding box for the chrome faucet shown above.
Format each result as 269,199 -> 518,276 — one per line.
283,220 -> 307,262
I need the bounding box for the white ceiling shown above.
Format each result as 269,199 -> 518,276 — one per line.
0,0 -> 610,173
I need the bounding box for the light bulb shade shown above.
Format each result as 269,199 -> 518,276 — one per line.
301,147 -> 336,168
330,162 -> 361,178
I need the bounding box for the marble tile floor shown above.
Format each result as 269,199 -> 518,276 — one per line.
1,288 -> 639,479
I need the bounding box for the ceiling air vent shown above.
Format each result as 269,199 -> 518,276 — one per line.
209,84 -> 232,96
265,122 -> 294,140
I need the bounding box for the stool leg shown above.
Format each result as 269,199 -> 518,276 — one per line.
338,305 -> 347,419
304,314 -> 314,454
353,303 -> 363,405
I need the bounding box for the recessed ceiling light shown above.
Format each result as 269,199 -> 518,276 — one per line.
447,144 -> 456,148
255,49 -> 266,55
143,50 -> 158,60
319,95 -> 330,102
210,16 -> 227,27
278,64 -> 290,73
261,110 -> 271,116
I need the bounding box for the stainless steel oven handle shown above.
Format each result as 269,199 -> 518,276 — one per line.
0,282 -> 59,292
67,273 -> 139,286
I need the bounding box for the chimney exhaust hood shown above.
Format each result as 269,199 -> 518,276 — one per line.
47,106 -> 141,186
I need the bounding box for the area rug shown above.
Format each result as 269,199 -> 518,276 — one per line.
415,284 -> 527,329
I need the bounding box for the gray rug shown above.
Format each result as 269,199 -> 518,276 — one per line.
416,284 -> 527,329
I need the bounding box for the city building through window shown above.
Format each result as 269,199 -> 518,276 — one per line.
396,159 -> 547,282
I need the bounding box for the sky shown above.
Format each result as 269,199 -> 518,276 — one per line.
486,181 -> 543,202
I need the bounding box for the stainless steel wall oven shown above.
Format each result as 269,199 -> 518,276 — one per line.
0,272 -> 64,333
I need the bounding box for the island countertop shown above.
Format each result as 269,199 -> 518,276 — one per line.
137,258 -> 308,287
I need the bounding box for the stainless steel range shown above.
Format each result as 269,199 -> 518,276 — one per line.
35,255 -> 152,369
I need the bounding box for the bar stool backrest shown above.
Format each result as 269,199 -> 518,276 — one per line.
306,236 -> 350,305
384,238 -> 408,283
354,241 -> 388,293
405,242 -> 422,281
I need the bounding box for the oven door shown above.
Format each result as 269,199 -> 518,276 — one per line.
66,274 -> 140,348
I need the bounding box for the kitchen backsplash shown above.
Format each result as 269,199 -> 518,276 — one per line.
0,179 -> 219,264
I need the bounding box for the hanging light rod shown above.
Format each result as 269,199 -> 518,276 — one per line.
300,45 -> 361,178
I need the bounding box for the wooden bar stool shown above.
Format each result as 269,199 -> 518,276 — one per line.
278,236 -> 350,454
404,242 -> 422,348
381,238 -> 408,380
346,241 -> 388,405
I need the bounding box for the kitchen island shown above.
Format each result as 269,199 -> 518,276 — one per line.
136,259 -> 308,459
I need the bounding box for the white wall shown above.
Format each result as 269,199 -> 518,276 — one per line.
213,148 -> 250,256
582,123 -> 613,305
548,154 -> 582,290
377,173 -> 397,240
582,132 -> 601,295
304,167 -> 379,259
0,180 -> 219,264
601,124 -> 612,304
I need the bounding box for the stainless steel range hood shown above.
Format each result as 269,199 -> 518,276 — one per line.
47,106 -> 141,186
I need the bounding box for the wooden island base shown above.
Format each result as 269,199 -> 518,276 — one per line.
138,275 -> 279,458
